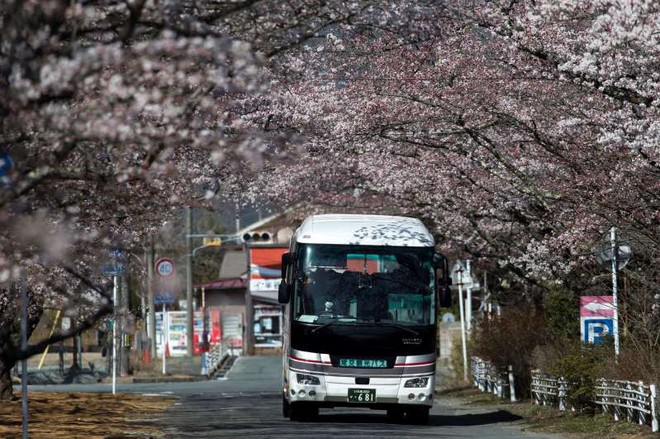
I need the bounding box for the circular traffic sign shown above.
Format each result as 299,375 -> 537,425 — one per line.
155,258 -> 175,277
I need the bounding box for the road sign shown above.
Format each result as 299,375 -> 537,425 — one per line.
61,317 -> 71,331
0,153 -> 13,180
202,237 -> 222,247
580,295 -> 614,318
155,258 -> 175,277
580,296 -> 614,344
103,247 -> 126,275
110,247 -> 125,260
582,318 -> 613,343
450,261 -> 473,288
103,263 -> 125,276
155,292 -> 176,305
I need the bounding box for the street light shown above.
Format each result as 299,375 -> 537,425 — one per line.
193,243 -> 218,258
451,261 -> 469,383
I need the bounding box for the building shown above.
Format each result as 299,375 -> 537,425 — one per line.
194,211 -> 297,355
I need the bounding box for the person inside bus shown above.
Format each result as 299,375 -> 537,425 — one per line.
309,268 -> 355,317
303,269 -> 334,315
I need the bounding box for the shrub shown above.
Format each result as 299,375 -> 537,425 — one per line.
472,304 -> 548,397
547,342 -> 611,412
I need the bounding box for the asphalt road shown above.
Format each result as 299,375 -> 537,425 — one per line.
29,355 -> 566,438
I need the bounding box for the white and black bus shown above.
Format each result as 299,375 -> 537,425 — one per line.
278,214 -> 452,423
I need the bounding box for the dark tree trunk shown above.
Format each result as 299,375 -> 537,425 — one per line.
72,333 -> 79,370
0,356 -> 17,401
0,284 -> 44,401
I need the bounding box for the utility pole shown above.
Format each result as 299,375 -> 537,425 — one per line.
244,242 -> 254,355
148,236 -> 156,361
120,274 -> 130,375
186,207 -> 194,360
20,271 -> 28,439
112,273 -> 118,394
456,267 -> 469,382
235,201 -> 240,233
466,260 -> 473,333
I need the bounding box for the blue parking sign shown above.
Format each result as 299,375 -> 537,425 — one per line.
581,318 -> 613,344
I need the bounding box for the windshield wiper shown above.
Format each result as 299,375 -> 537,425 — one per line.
371,274 -> 429,293
310,321 -> 341,334
310,320 -> 420,336
372,322 -> 420,336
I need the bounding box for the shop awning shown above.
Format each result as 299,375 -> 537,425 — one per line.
194,277 -> 247,290
251,290 -> 279,305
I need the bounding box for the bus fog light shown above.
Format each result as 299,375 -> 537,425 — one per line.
297,373 -> 321,385
291,389 -> 296,395
299,389 -> 306,397
404,377 -> 429,388
418,393 -> 426,401
408,393 -> 415,400
309,390 -> 316,398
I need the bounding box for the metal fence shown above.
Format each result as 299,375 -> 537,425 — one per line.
530,371 -> 568,410
471,357 -> 517,402
530,370 -> 659,433
595,379 -> 658,432
206,340 -> 229,377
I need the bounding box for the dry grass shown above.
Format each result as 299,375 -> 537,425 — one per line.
0,391 -> 175,439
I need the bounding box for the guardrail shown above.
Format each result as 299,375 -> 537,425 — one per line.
206,340 -> 229,377
596,379 -> 658,432
531,370 -> 659,433
530,371 -> 569,410
471,357 -> 517,402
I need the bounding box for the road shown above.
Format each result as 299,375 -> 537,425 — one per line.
29,355 -> 565,438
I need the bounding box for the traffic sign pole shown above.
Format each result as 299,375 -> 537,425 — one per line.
148,237 -> 156,368
466,260 -> 473,333
112,274 -> 118,395
162,305 -> 168,375
610,227 -> 620,360
456,268 -> 469,383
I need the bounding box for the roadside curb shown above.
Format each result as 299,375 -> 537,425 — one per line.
131,375 -> 208,384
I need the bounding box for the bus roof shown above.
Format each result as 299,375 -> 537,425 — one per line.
294,214 -> 434,247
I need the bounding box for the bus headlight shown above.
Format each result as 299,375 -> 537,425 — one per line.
296,373 -> 321,385
404,377 -> 429,388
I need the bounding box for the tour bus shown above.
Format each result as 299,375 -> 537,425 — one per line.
278,214 -> 452,423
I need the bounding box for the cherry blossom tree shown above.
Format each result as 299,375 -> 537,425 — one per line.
0,0 -> 375,399
240,0 -> 658,315
1,0 -> 658,399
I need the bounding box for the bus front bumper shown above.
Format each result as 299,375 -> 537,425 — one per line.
287,372 -> 434,408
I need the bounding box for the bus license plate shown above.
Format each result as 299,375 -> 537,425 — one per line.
348,388 -> 376,403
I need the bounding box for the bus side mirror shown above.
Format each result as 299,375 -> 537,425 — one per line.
281,252 -> 294,279
439,285 -> 452,308
279,252 -> 294,304
278,281 -> 290,304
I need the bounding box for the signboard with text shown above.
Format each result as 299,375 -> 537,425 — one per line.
155,310 -> 221,357
580,296 -> 614,344
249,246 -> 289,293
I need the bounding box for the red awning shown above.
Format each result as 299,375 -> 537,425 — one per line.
194,277 -> 247,290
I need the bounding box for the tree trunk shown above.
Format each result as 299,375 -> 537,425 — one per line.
71,333 -> 80,370
0,356 -> 16,401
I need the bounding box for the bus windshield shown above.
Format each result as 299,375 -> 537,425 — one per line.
293,244 -> 436,326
